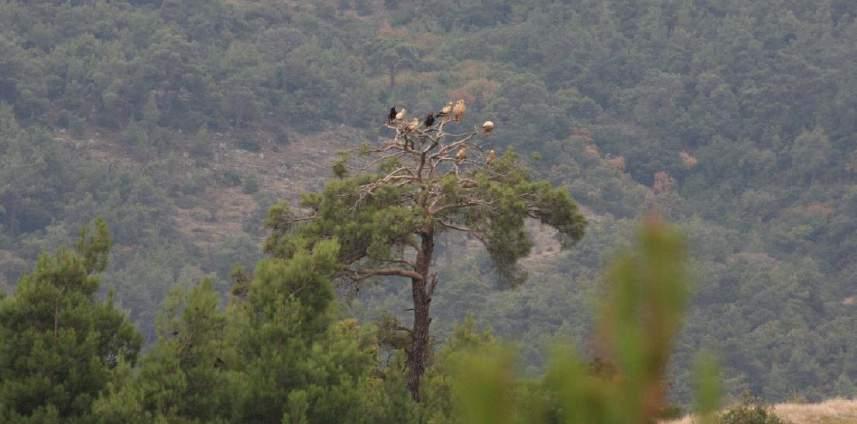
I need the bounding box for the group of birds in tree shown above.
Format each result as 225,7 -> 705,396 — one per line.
387,99 -> 497,165
387,99 -> 494,135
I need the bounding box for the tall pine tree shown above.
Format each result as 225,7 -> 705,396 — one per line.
264,108 -> 586,399
0,219 -> 141,423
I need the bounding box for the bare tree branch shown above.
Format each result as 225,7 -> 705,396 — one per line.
436,220 -> 488,245
430,199 -> 493,215
341,267 -> 424,282
376,258 -> 418,269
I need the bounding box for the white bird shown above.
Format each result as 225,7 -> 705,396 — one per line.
452,100 -> 466,122
405,117 -> 420,132
456,146 -> 468,163
439,102 -> 453,118
486,149 -> 497,165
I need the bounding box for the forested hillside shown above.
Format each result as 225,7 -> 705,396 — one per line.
2,0 -> 857,405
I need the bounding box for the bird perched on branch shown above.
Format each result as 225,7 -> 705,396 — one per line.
486,149 -> 497,165
482,120 -> 494,134
388,107 -> 397,123
438,102 -> 453,118
452,99 -> 466,122
405,117 -> 420,132
395,108 -> 407,121
456,146 -> 467,163
424,113 -> 435,128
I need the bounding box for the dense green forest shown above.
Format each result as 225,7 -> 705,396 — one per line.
1,214 -> 718,423
2,0 -> 857,414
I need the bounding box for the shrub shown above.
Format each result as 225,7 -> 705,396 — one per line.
242,175 -> 259,194
718,401 -> 788,424
221,170 -> 242,187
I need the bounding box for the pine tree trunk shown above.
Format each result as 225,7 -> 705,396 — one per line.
407,228 -> 434,401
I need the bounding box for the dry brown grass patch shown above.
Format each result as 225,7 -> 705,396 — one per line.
663,399 -> 857,424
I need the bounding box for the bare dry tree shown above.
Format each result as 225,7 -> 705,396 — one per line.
263,106 -> 586,400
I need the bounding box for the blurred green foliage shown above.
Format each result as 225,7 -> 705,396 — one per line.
449,218 -> 707,424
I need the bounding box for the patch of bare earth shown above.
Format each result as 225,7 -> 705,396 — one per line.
54,127 -> 357,248
212,129 -> 354,202
774,399 -> 857,423
520,220 -> 563,272
519,205 -> 605,271
178,129 -> 355,246
174,187 -> 255,247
